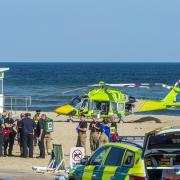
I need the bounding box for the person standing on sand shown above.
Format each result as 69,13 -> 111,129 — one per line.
21,113 -> 36,158
4,112 -> 17,156
36,114 -> 46,158
17,113 -> 25,157
76,115 -> 87,153
99,118 -> 110,146
89,114 -> 100,153
0,113 -> 5,157
33,110 -> 41,146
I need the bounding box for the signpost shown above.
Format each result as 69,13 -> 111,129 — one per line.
70,147 -> 85,168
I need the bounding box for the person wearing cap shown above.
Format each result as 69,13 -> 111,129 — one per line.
33,110 -> 41,146
36,114 -> 46,158
21,113 -> 36,158
0,113 -> 5,157
76,115 -> 87,153
3,112 -> 17,156
89,114 -> 100,153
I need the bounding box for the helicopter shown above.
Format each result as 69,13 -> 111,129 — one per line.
54,80 -> 180,121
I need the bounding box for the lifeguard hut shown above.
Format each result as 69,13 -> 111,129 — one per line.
0,68 -> 9,113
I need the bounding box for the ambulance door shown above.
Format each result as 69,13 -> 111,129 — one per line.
82,146 -> 110,180
101,146 -> 126,180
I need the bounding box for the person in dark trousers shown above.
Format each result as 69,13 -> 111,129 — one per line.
0,113 -> 5,157
33,110 -> 41,146
17,113 -> 25,157
21,113 -> 36,158
37,114 -> 46,158
4,112 -> 16,156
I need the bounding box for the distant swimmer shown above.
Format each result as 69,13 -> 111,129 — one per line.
76,115 -> 87,154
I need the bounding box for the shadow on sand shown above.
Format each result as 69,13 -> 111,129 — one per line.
128,116 -> 162,123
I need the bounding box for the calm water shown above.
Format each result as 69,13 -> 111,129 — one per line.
0,62 -> 180,115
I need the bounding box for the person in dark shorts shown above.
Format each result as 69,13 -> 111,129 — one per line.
21,113 -> 36,158
0,113 -> 5,157
36,114 -> 46,158
76,115 -> 87,153
4,112 -> 17,156
89,114 -> 100,153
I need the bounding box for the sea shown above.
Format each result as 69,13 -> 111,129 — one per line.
0,62 -> 180,115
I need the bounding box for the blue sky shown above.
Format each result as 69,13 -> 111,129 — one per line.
0,0 -> 180,62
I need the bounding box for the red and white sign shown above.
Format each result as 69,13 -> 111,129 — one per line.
70,147 -> 85,168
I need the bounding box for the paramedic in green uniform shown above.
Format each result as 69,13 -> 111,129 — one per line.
44,115 -> 53,155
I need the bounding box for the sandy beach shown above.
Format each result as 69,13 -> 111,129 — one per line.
0,112 -> 180,179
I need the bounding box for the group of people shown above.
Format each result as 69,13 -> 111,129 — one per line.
76,114 -> 118,153
0,110 -> 53,158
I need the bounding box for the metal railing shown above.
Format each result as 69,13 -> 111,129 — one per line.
4,95 -> 31,111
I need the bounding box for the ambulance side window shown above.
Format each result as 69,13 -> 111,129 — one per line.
122,150 -> 135,168
89,146 -> 109,166
104,147 -> 125,166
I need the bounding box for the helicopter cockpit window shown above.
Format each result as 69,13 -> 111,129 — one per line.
70,96 -> 81,108
93,101 -> 109,115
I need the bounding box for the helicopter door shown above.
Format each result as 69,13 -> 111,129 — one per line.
93,101 -> 109,115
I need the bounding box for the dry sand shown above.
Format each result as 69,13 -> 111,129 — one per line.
0,112 -> 180,179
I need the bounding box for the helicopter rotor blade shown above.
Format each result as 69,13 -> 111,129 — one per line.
105,83 -> 174,89
62,87 -> 87,94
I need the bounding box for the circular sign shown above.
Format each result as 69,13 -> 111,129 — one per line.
72,149 -> 83,162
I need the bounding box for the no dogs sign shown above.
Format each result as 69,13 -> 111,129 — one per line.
70,147 -> 85,168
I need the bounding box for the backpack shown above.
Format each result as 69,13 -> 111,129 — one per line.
45,118 -> 54,133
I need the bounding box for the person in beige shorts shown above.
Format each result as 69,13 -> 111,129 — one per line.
76,115 -> 87,153
89,115 -> 100,153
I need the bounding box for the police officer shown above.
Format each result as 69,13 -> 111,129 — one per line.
21,113 -> 36,158
44,115 -> 53,155
0,113 -> 5,157
33,110 -> 41,146
4,112 -> 16,156
17,113 -> 25,157
76,115 -> 87,153
36,114 -> 46,158
89,115 -> 100,153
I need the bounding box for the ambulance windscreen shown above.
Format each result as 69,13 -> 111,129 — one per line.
148,133 -> 180,149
